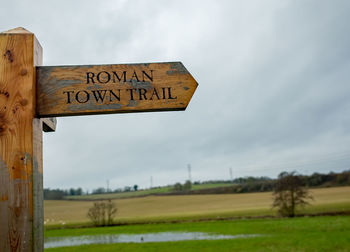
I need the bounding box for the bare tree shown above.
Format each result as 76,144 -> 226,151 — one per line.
87,200 -> 117,226
106,199 -> 117,225
273,171 -> 313,217
87,201 -> 103,226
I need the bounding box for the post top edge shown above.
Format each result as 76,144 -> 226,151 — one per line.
1,27 -> 33,34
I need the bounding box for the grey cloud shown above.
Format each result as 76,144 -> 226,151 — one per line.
1,0 -> 350,190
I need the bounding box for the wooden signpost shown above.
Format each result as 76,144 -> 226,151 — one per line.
0,27 -> 197,251
36,62 -> 197,117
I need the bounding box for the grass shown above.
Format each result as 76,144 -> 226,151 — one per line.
191,183 -> 234,190
64,186 -> 173,200
64,183 -> 233,200
45,215 -> 350,251
44,186 -> 350,226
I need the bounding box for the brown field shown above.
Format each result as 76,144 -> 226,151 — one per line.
44,186 -> 350,226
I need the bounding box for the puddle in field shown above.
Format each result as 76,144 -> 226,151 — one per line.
44,232 -> 262,248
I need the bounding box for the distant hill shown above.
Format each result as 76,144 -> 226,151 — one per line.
44,170 -> 350,200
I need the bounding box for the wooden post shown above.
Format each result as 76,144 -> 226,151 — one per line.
0,28 -> 43,251
0,26 -> 196,252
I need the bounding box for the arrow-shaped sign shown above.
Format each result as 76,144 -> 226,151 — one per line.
36,62 -> 198,117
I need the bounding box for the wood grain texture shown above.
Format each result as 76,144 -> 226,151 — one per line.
36,62 -> 198,117
0,28 -> 43,251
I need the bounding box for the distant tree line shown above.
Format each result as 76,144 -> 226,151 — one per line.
91,184 -> 138,194
302,171 -> 350,187
172,180 -> 275,195
198,176 -> 271,185
44,170 -> 349,199
43,187 -> 83,200
194,170 -> 350,188
171,170 -> 350,195
44,184 -> 139,200
173,180 -> 192,192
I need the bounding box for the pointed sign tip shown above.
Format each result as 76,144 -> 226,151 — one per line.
1,27 -> 33,34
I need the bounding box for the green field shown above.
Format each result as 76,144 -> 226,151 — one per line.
65,186 -> 173,200
64,183 -> 232,200
45,186 -> 350,226
45,216 -> 350,251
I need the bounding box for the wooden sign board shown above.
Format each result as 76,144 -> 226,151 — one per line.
1,27 -> 198,252
36,62 -> 198,117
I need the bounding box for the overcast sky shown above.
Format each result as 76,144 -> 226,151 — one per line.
2,0 -> 350,191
